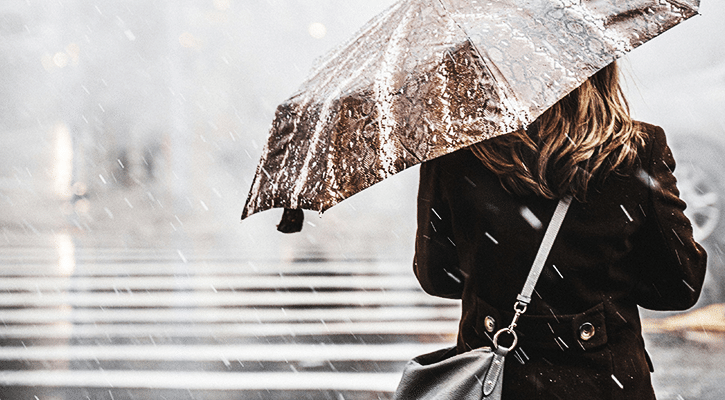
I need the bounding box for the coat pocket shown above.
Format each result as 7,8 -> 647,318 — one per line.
472,298 -> 609,353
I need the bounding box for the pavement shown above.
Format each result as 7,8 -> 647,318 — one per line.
0,232 -> 723,400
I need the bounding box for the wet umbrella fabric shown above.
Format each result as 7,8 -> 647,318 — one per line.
242,0 -> 699,231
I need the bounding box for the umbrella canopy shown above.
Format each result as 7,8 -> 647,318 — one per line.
242,0 -> 699,228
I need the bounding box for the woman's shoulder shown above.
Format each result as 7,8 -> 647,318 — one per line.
634,121 -> 667,146
633,121 -> 671,164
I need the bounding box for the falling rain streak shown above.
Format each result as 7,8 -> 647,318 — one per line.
485,232 -> 499,244
620,204 -> 633,222
611,374 -> 624,389
520,206 -> 542,230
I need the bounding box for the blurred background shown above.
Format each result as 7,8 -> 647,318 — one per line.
0,1 -> 723,399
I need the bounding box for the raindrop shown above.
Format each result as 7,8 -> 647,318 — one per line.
611,374 -> 624,389
518,347 -> 529,361
431,208 -> 442,220
444,269 -> 461,284
485,232 -> 498,245
637,169 -> 659,189
616,311 -> 627,322
549,308 -> 560,323
620,204 -> 633,222
177,250 -> 187,263
124,198 -> 133,208
519,206 -> 542,229
552,264 -> 563,278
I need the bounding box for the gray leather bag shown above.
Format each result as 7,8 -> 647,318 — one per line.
393,197 -> 572,400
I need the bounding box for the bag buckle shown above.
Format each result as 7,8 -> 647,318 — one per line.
492,301 -> 527,350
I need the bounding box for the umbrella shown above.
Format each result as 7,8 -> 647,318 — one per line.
242,0 -> 699,232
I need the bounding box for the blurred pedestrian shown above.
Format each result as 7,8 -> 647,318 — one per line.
413,61 -> 708,399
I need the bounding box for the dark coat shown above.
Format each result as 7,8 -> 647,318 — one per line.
413,122 -> 707,399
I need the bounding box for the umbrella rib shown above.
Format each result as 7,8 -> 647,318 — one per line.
435,0 -> 528,129
398,139 -> 423,164
291,57 -> 379,209
374,2 -> 417,177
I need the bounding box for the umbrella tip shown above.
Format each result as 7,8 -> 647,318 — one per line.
277,208 -> 304,233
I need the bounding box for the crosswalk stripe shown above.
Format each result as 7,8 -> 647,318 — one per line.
0,343 -> 448,361
0,290 -> 457,307
0,261 -> 410,276
0,370 -> 402,392
0,320 -> 459,338
0,274 -> 419,291
0,305 -> 460,323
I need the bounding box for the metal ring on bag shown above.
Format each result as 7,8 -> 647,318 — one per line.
493,328 -> 518,351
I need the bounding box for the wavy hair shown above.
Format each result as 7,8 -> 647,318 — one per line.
470,61 -> 646,201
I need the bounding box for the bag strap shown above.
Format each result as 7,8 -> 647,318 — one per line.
492,196 -> 572,351
518,195 -> 572,305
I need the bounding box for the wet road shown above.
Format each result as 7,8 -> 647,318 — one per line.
0,237 -> 723,400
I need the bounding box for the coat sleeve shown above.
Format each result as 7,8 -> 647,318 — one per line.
631,127 -> 708,310
413,158 -> 464,299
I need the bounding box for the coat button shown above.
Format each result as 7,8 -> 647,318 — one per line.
484,316 -> 496,333
579,322 -> 595,341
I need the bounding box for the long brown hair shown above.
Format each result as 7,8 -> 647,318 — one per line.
470,61 -> 646,201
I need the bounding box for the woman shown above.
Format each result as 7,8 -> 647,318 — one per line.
413,61 -> 707,399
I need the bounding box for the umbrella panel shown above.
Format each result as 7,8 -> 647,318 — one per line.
242,0 -> 700,225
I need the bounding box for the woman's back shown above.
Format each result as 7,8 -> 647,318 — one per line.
413,122 -> 707,398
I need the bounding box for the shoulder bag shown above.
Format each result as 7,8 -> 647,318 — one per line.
393,196 -> 572,400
